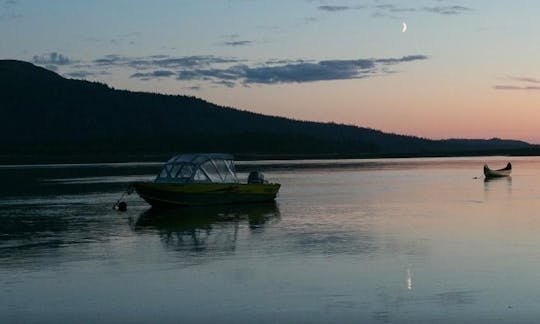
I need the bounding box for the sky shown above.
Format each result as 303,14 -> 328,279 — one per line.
2,0 -> 540,143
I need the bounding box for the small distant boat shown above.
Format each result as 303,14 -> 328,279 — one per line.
483,162 -> 512,178
133,153 -> 280,207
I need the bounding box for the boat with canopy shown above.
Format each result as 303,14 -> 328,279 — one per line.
133,153 -> 280,207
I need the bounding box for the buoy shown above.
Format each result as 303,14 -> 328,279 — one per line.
113,184 -> 133,211
117,201 -> 127,212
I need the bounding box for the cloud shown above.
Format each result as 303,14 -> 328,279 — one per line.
65,70 -> 96,79
493,75 -> 540,90
375,55 -> 428,64
317,4 -> 368,12
92,54 -> 126,65
173,55 -> 428,86
219,33 -> 254,47
318,5 -> 351,12
423,5 -> 472,15
1,0 -> 22,20
245,62 -> 364,83
508,76 -> 540,84
214,80 -> 237,88
374,4 -> 416,13
130,70 -> 176,80
93,54 -> 242,69
109,31 -> 141,46
35,52 -> 428,86
265,58 -> 311,65
185,85 -> 201,91
318,2 -> 471,18
493,85 -> 540,91
33,52 -> 72,66
222,40 -> 253,46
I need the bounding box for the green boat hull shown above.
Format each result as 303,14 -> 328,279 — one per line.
133,182 -> 281,207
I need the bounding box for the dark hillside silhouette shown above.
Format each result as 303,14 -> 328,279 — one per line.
0,60 -> 537,163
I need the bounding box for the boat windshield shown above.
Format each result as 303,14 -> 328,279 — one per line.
155,153 -> 239,184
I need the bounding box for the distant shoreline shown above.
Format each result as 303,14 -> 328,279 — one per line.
3,149 -> 540,166
3,61 -> 539,167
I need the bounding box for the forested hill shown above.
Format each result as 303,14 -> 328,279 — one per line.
0,60 -> 536,163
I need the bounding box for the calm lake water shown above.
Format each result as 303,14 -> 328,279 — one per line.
2,157 -> 540,323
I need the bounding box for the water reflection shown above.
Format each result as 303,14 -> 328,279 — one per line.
483,176 -> 512,198
483,176 -> 512,185
406,267 -> 412,291
0,205 -> 123,270
132,203 -> 280,253
5,159 -> 540,322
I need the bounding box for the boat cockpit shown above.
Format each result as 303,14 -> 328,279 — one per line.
155,153 -> 239,184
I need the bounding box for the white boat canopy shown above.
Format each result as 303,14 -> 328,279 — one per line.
155,153 -> 239,184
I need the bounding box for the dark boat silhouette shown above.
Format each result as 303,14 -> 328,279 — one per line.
483,162 -> 511,178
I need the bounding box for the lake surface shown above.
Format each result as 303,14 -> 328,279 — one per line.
2,157 -> 540,323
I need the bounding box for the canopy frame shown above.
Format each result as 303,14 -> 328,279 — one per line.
155,153 -> 238,184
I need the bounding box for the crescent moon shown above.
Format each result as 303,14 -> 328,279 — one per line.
401,22 -> 407,33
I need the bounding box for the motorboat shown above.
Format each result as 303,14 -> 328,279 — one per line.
483,162 -> 511,178
133,153 -> 280,207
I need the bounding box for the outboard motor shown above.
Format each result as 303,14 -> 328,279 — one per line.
248,171 -> 265,184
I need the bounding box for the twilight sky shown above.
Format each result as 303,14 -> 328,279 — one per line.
2,0 -> 540,143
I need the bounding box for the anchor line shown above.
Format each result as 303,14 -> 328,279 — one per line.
113,183 -> 134,209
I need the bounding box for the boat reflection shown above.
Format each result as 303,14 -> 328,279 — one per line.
132,202 -> 280,253
483,175 -> 512,184
483,176 -> 512,198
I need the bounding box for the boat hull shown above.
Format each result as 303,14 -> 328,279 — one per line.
483,164 -> 511,178
133,182 -> 281,207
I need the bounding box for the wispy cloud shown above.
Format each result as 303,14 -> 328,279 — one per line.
130,70 -> 176,81
110,32 -> 141,46
316,2 -> 472,18
494,75 -> 540,91
33,52 -> 72,66
222,40 -> 253,46
318,5 -> 351,12
265,58 -> 311,65
317,4 -> 368,12
507,76 -> 540,84
65,70 -> 96,79
1,0 -> 22,20
423,5 -> 472,15
173,55 -> 428,86
93,54 -> 242,69
374,4 -> 416,13
219,33 -> 254,47
32,52 -> 428,88
185,85 -> 201,91
493,85 -> 540,91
